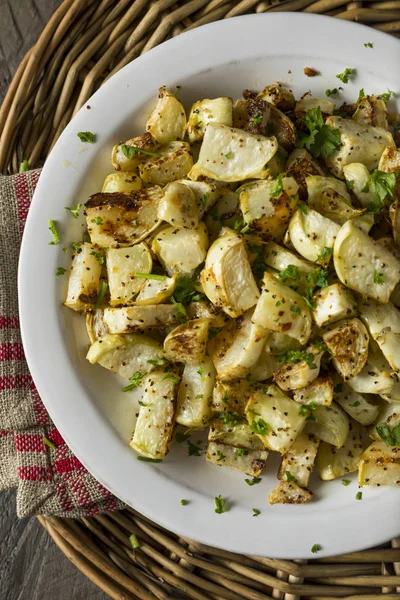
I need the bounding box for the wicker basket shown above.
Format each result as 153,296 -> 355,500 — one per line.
3,1 -> 400,598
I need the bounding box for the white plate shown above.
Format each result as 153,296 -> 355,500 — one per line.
19,13 -> 400,558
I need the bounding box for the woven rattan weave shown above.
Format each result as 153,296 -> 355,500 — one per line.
2,1 -> 400,598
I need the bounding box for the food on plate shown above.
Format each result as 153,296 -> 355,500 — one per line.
62,83 -> 400,504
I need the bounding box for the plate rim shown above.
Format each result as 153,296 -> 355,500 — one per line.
18,11 -> 400,559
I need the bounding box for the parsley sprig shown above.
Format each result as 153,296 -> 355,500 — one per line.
297,107 -> 341,159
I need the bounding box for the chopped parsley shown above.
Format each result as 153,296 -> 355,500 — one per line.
311,543 -> 321,554
216,451 -> 226,462
19,160 -> 29,172
91,216 -> 103,225
43,437 -> 55,449
298,202 -> 308,214
95,281 -> 108,309
346,179 -> 354,190
171,297 -> 188,322
123,371 -> 144,392
147,358 -> 166,366
200,192 -> 210,208
316,246 -> 333,263
336,68 -> 355,84
245,477 -> 261,486
297,107 -> 341,159
173,275 -> 206,304
134,272 -> 166,280
364,42 -> 373,48
376,422 -> 400,446
342,479 -> 351,486
278,264 -> 300,282
252,508 -> 261,517
65,203 -> 82,218
249,418 -> 268,436
71,242 -> 81,251
55,267 -> 66,276
276,350 -> 317,369
131,219 -> 137,226
214,495 -> 227,514
285,471 -> 297,482
163,373 -> 180,385
381,89 -> 393,103
350,400 -> 360,407
77,131 -> 95,143
290,304 -> 301,316
334,383 -> 344,393
175,431 -> 190,443
48,220 -> 60,245
299,404 -> 316,420
269,172 -> 286,198
366,169 -> 397,214
138,400 -> 151,407
357,88 -> 365,105
137,456 -> 163,463
225,151 -> 233,159
120,144 -> 161,158
306,267 -> 329,289
217,411 -> 243,428
129,534 -> 140,549
180,499 -> 188,506
356,491 -> 362,500
373,270 -> 384,285
90,251 -> 105,265
187,440 -> 203,457
235,448 -> 248,456
197,367 -> 204,377
252,113 -> 263,125
195,394 -> 204,399
325,88 -> 339,97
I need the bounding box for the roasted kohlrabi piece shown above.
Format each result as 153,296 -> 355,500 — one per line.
201,227 -> 259,318
288,208 -> 340,264
176,357 -> 216,428
334,220 -> 400,303
305,402 -> 349,448
278,431 -> 320,488
85,187 -> 162,248
238,177 -> 299,241
359,442 -> 400,486
152,223 -> 208,277
322,318 -> 369,380
186,97 -> 233,143
209,309 -> 268,380
86,333 -> 164,378
102,172 -> 142,193
130,370 -> 179,459
164,318 -> 211,365
139,141 -> 193,186
107,243 -> 152,306
324,116 -> 395,177
64,243 -> 103,312
146,87 -> 186,145
312,283 -> 357,328
317,419 -> 364,480
252,272 -> 312,345
189,123 -> 278,182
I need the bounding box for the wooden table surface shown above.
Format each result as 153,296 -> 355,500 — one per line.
0,1 -> 107,597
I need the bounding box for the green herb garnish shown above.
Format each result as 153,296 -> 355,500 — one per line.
147,358 -> 166,366
290,304 -> 301,316
120,144 -> 161,159
297,107 -> 341,159
376,422 -> 400,446
43,437 -> 55,449
252,113 -> 263,125
187,440 -> 202,457
225,151 -> 233,159
55,267 -> 66,276
214,495 -> 227,514
342,479 -> 351,486
48,220 -> 60,245
123,371 -> 144,392
245,477 -> 261,486
269,173 -> 286,198
216,451 -> 226,462
356,491 -> 362,500
357,88 -> 365,105
278,264 -> 300,282
252,508 -> 261,517
95,281 -> 108,309
285,471 -> 297,482
373,270 -> 384,285
276,350 -> 317,369
380,89 -> 393,103
336,68 -> 354,84
90,251 -> 105,265
217,411 -> 243,428
163,373 -> 180,385
364,42 -> 373,48
311,544 -> 321,554
65,203 -> 82,219
134,273 -> 166,281
19,160 -> 29,172
366,170 -> 397,214
77,131 -> 95,143
249,418 -> 268,436
316,246 -> 333,263
137,456 -> 163,463
180,499 -> 188,506
325,88 -> 339,97
235,448 -> 248,456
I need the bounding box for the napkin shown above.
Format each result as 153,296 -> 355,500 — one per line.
0,170 -> 124,517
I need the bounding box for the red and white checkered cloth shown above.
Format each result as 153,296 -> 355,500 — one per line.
0,170 -> 124,517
